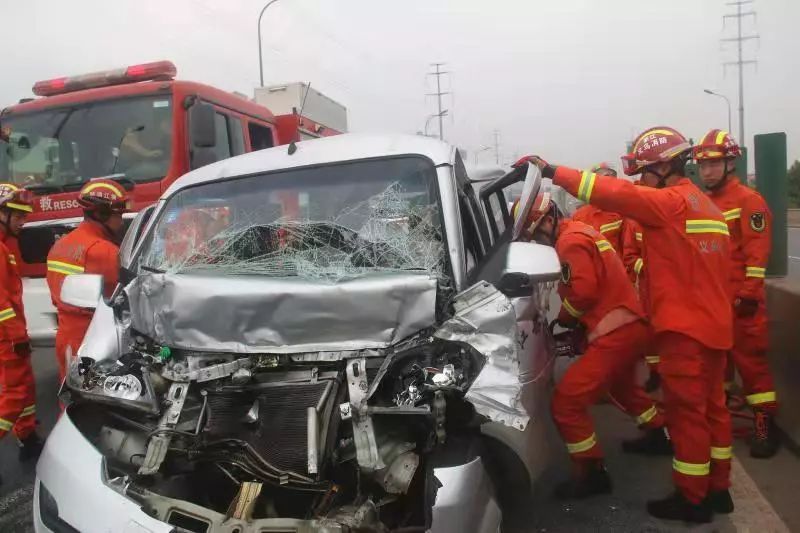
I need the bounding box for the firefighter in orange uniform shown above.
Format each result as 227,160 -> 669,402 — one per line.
572,163 -> 625,257
515,126 -> 733,523
620,198 -> 661,392
0,184 -> 44,470
513,191 -> 669,500
47,179 -> 129,382
695,129 -> 779,458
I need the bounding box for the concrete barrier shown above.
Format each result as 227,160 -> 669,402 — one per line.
766,278 -> 800,447
789,208 -> 800,228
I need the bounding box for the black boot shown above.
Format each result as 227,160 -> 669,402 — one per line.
647,491 -> 713,523
19,433 -> 44,462
750,410 -> 780,459
644,371 -> 661,393
553,460 -> 613,500
706,489 -> 734,514
622,427 -> 672,456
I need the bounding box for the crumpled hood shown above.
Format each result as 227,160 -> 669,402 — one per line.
126,272 -> 437,354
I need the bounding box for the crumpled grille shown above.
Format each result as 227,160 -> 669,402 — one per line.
204,382 -> 331,474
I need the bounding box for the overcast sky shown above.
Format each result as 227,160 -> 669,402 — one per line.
2,0 -> 797,171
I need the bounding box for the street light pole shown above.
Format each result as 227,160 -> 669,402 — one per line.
703,89 -> 733,135
474,146 -> 491,165
258,0 -> 281,88
424,111 -> 447,137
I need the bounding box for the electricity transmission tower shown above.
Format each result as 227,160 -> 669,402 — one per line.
722,0 -> 758,146
426,63 -> 450,141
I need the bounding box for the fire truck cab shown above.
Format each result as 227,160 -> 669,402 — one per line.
0,60 -> 345,343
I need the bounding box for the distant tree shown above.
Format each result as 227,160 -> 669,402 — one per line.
789,160 -> 800,208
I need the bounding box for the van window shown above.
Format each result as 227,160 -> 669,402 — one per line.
248,123 -> 274,151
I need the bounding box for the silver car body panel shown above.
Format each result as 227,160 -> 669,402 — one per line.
125,271 -> 437,354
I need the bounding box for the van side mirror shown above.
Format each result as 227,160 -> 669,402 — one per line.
189,102 -> 217,148
478,241 -> 561,298
61,274 -> 103,309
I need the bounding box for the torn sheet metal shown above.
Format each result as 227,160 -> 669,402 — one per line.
126,272 -> 437,354
434,281 -> 529,431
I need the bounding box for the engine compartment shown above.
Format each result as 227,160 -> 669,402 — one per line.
68,336 -> 486,532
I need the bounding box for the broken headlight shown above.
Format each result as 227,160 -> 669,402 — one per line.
63,350 -> 160,415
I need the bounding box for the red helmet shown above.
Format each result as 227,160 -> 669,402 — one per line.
693,129 -> 741,161
77,179 -> 130,214
0,183 -> 35,213
621,126 -> 692,176
511,191 -> 553,236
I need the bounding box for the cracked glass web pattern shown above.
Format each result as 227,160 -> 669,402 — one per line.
138,157 -> 447,283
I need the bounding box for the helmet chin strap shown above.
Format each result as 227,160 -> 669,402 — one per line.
705,160 -> 734,191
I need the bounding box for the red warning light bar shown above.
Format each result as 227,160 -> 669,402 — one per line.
32,60 -> 177,97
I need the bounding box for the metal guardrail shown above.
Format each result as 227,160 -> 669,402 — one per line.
788,208 -> 800,228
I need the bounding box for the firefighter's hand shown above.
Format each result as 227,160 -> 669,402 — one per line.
512,155 -> 549,170
13,341 -> 32,357
0,126 -> 10,143
734,297 -> 759,318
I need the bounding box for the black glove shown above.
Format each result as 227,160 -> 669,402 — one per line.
734,297 -> 759,318
13,341 -> 31,357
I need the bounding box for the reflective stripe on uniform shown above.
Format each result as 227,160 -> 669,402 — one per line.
636,405 -> 658,425
711,446 -> 733,460
47,260 -> 85,276
562,298 -> 584,318
599,220 -> 623,234
635,232 -> 643,242
723,208 -> 742,221
645,355 -> 660,364
577,170 -> 597,202
0,417 -> 13,431
746,266 -> 766,278
673,458 -> 710,476
746,391 -> 776,406
0,307 -> 17,322
634,258 -> 644,275
595,239 -> 614,253
8,254 -> 16,265
566,433 -> 597,454
20,404 -> 36,417
685,219 -> 730,235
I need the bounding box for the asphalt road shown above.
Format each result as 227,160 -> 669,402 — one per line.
0,347 -> 58,532
788,227 -> 800,280
2,350 -> 800,532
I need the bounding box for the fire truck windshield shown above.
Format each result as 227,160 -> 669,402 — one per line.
0,95 -> 173,191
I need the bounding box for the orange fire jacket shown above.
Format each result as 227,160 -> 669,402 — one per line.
571,204 -> 625,258
554,167 -> 733,350
0,232 -> 28,343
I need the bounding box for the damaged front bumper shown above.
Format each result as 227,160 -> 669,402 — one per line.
35,410 -> 501,533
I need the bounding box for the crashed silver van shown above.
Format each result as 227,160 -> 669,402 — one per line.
34,134 -> 560,533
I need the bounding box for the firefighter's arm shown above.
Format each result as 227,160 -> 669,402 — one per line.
552,166 -> 678,227
556,236 -> 600,325
0,252 -> 28,342
738,193 -> 772,300
86,242 -> 121,299
621,221 -> 644,281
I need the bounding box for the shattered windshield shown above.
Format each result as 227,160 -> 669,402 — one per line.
137,156 -> 445,282
0,95 -> 172,190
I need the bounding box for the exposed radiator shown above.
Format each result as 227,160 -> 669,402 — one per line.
204,380 -> 335,475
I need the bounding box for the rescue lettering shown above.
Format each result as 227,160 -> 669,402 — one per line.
39,197 -> 80,212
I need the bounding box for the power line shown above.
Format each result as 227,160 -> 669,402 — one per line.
426,63 -> 450,141
722,0 -> 758,146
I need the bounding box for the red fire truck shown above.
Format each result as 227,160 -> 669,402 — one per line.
0,60 -> 344,341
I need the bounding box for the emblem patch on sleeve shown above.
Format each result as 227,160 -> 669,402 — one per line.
561,262 -> 571,284
750,212 -> 766,232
